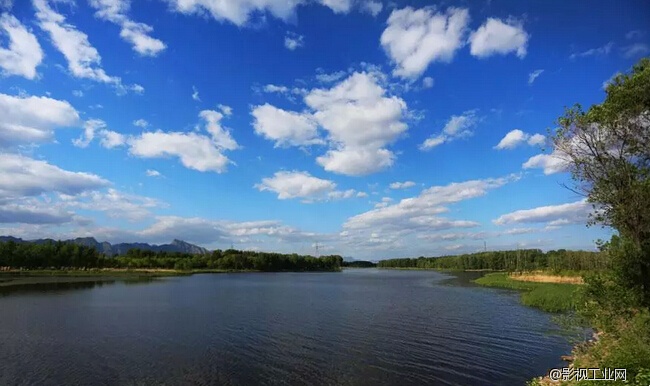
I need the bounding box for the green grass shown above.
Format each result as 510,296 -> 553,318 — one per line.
474,273 -> 579,313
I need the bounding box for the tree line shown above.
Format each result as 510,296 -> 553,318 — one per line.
0,240 -> 343,272
377,249 -> 609,272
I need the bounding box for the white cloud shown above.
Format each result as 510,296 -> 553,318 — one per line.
522,152 -> 569,174
320,0 -> 352,13
0,153 -> 109,198
251,103 -> 322,147
420,110 -> 477,150
422,76 -> 434,89
621,43 -> 650,59
317,147 -> 395,176
389,181 -> 415,189
73,119 -> 106,148
357,191 -> 368,198
128,110 -> 238,173
380,6 -> 469,79
344,175 -> 515,232
307,71 -> 408,175
263,84 -> 289,93
88,0 -> 166,56
167,0 -> 302,26
33,0 -> 135,91
254,71 -> 408,176
133,118 -> 149,128
256,171 -> 335,200
570,42 -> 613,59
146,169 -> 162,177
0,13 -> 44,79
129,131 -> 231,173
192,85 -> 200,101
315,70 -> 347,83
360,0 -> 382,16
528,69 -> 543,85
494,200 -> 591,226
284,32 -> 304,50
72,90 -> 83,97
218,104 -> 232,116
0,92 -> 79,146
494,129 -> 545,150
199,109 -> 239,150
98,129 -> 126,148
60,188 -> 162,221
469,17 -> 528,59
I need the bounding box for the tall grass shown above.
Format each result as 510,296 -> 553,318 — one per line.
474,273 -> 579,313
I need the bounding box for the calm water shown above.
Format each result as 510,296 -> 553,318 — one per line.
0,269 -> 571,385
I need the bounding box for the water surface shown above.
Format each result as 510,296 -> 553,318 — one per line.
0,269 -> 570,385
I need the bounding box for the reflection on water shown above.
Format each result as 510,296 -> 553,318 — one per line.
0,269 -> 570,386
0,276 -> 157,296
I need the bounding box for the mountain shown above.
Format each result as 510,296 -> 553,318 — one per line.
0,236 -> 208,256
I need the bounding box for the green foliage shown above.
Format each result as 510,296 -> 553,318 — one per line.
553,58 -> 650,306
377,249 -> 608,272
342,260 -> 377,268
0,241 -> 344,272
474,273 -> 578,313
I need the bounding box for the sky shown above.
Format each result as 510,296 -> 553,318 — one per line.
0,0 -> 648,260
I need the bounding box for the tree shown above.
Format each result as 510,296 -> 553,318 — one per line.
552,57 -> 650,305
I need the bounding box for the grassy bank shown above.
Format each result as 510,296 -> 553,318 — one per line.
474,272 -> 579,313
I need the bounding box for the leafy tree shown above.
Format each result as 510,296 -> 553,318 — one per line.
552,58 -> 650,305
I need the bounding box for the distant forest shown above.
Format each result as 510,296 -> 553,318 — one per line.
0,240 -> 343,272
377,249 -> 609,272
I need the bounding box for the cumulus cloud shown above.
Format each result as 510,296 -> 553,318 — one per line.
380,6 -> 470,79
307,71 -> 408,175
255,171 -> 359,202
33,0 -> 139,93
88,0 -> 166,56
494,200 -> 591,226
0,92 -> 79,146
522,152 -> 569,174
284,31 -> 304,50
98,129 -> 126,148
251,103 -> 322,147
360,0 -> 382,17
528,69 -> 543,85
494,129 -> 545,150
0,153 -> 109,198
0,13 -> 44,79
129,133 -> 225,173
128,109 -> 239,173
73,119 -> 106,148
254,71 -> 409,176
389,181 -> 416,189
133,118 -> 149,128
420,110 -> 477,150
469,17 -> 528,59
167,0 -> 302,26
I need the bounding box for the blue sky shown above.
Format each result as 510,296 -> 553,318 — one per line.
0,0 -> 648,259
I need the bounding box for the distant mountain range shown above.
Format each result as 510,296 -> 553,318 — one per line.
0,236 -> 208,256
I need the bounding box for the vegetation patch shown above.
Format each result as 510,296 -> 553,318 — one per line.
474,273 -> 579,313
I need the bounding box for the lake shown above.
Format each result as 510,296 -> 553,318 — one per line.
0,269 -> 571,385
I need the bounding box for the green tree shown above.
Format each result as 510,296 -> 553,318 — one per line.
552,57 -> 650,305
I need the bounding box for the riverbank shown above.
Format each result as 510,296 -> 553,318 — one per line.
473,272 -> 579,313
